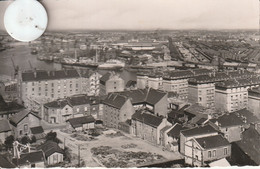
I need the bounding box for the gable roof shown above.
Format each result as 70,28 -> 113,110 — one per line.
67,115 -> 95,128
167,123 -> 188,138
9,109 -> 40,125
111,88 -> 167,106
0,119 -> 12,133
21,69 -> 80,82
100,72 -> 111,84
44,99 -> 70,109
102,93 -> 128,109
145,88 -> 167,105
67,95 -> 91,106
30,126 -> 44,135
181,125 -> 218,137
210,113 -> 245,128
0,154 -> 15,168
37,141 -> 64,157
132,110 -> 164,128
0,95 -> 24,113
13,151 -> 45,166
234,126 -> 260,165
195,134 -> 230,150
234,109 -> 260,124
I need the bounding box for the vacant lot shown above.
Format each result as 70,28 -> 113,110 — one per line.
55,129 -> 182,167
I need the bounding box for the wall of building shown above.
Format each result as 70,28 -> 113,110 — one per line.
163,79 -> 188,100
136,76 -> 148,89
248,95 -> 260,119
180,132 -> 218,154
219,126 -> 243,143
106,76 -> 125,94
154,94 -> 168,117
47,152 -> 63,165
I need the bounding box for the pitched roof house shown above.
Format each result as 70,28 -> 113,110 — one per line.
185,134 -> 231,167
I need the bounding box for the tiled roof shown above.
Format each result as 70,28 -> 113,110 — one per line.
163,70 -> 194,80
184,103 -> 213,116
44,99 -> 69,109
132,110 -> 163,128
37,141 -> 64,157
13,151 -> 45,166
30,126 -> 44,135
102,93 -> 128,109
191,69 -> 213,76
167,123 -> 187,138
216,77 -> 258,89
21,69 -> 80,82
181,125 -> 218,137
0,95 -> 24,113
234,109 -> 260,124
195,134 -> 230,149
67,115 -> 95,128
188,75 -> 215,84
10,109 -> 40,125
67,95 -> 90,106
0,119 -> 11,133
100,72 -> 111,84
145,88 -> 167,105
235,126 -> 260,165
210,113 -> 245,128
0,154 -> 15,168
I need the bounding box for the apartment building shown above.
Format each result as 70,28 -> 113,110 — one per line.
188,75 -> 215,108
18,69 -> 83,111
99,72 -> 125,95
215,78 -> 260,112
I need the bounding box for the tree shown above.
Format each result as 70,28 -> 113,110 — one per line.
45,131 -> 61,143
30,136 -> 36,144
21,136 -> 30,145
4,135 -> 14,150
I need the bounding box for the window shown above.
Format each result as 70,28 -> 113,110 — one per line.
213,150 -> 216,157
208,151 -> 212,158
199,97 -> 202,102
77,108 -> 79,112
84,107 -> 87,111
19,130 -> 23,135
51,83 -> 54,87
195,155 -> 198,160
224,148 -> 228,155
24,124 -> 28,132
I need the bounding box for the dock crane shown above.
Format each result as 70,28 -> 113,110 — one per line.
11,56 -> 19,78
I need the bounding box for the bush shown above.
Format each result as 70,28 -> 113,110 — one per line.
30,136 -> 37,144
4,135 -> 14,149
21,136 -> 30,145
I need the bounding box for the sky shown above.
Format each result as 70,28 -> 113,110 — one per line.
0,0 -> 259,31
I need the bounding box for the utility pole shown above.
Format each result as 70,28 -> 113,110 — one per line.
78,144 -> 80,167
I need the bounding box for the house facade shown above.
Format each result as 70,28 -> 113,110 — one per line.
99,72 -> 125,95
180,125 -> 218,154
9,109 -> 41,138
131,110 -> 170,145
185,135 -> 231,167
102,93 -> 135,128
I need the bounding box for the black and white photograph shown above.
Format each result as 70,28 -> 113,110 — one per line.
0,0 -> 259,167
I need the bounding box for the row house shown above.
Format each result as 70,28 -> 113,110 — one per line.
160,123 -> 187,152
43,94 -> 99,124
131,109 -> 170,145
114,88 -> 168,117
184,134 -> 231,167
18,69 -> 84,112
209,109 -> 260,143
99,72 -> 125,95
102,93 -> 135,129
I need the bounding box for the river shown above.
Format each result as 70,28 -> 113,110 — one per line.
0,43 -> 136,82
